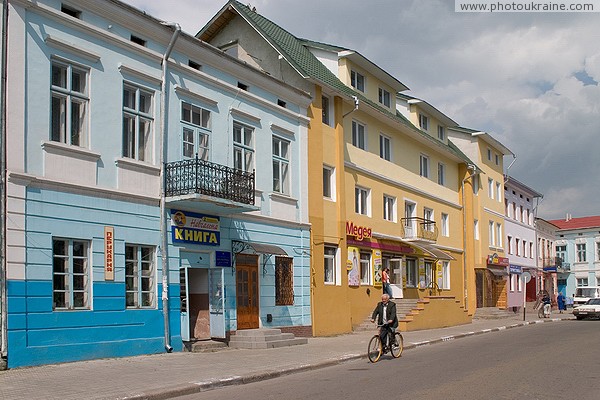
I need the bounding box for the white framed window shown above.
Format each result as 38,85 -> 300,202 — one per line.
474,219 -> 479,240
378,87 -> 390,107
51,60 -> 89,147
420,154 -> 430,178
505,199 -> 510,217
181,102 -> 211,160
424,261 -> 433,288
438,162 -> 446,186
323,165 -> 335,200
437,125 -> 445,141
487,148 -> 492,161
233,121 -> 254,172
441,261 -> 450,289
355,186 -> 370,216
125,244 -> 156,308
352,120 -> 366,150
324,245 -> 337,285
530,242 -> 534,259
406,258 -> 417,287
272,136 -> 290,195
123,83 -> 154,162
359,251 -> 372,285
321,95 -> 330,126
577,278 -> 588,287
473,175 -> 480,195
441,213 -> 449,237
383,195 -> 396,222
488,221 -> 495,247
596,241 -> 600,261
52,238 -> 90,310
424,208 -> 434,232
496,223 -> 502,248
351,70 -> 365,92
496,182 -> 502,202
510,274 -> 516,291
488,178 -> 494,199
577,243 -> 587,262
418,114 -> 429,131
507,236 -> 513,254
516,238 -> 521,256
379,133 -> 391,161
495,154 -> 500,165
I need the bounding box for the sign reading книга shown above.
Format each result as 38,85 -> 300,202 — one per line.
171,210 -> 221,246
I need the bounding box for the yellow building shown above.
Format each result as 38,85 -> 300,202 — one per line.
200,1 -> 485,335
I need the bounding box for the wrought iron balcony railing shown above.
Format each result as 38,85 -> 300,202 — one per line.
165,156 -> 255,205
543,256 -> 563,268
400,217 -> 438,242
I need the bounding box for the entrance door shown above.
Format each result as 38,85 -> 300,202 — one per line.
180,267 -> 190,341
236,254 -> 259,330
209,267 -> 225,338
389,259 -> 403,299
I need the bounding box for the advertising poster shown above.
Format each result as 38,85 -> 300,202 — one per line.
418,259 -> 426,289
347,246 -> 360,287
372,249 -> 382,288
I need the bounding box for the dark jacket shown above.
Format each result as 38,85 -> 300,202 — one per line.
371,300 -> 398,329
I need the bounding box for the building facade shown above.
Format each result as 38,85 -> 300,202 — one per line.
503,176 -> 542,309
535,218 -> 560,302
2,0 -> 311,368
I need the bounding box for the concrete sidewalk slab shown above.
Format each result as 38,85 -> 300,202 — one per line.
0,312 -> 573,400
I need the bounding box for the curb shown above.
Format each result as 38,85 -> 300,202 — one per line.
134,317 -> 572,400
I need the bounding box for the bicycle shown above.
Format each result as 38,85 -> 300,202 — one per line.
367,323 -> 403,363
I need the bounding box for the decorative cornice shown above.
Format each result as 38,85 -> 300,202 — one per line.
118,64 -> 162,87
174,85 -> 218,107
44,34 -> 101,63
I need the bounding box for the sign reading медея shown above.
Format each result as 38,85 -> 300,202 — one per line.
346,221 -> 372,241
171,210 -> 220,246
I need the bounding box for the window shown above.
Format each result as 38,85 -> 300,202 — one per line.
441,261 -> 450,289
437,126 -> 445,141
507,236 -> 513,254
61,4 -> 81,18
496,182 -> 502,202
324,246 -> 337,284
424,261 -> 433,288
355,186 -> 369,216
529,242 -> 534,259
378,88 -> 390,107
488,178 -> 494,199
233,121 -> 254,172
577,243 -> 587,262
473,176 -> 479,195
441,213 -> 449,237
438,162 -> 446,186
130,35 -> 146,46
488,221 -> 495,247
383,195 -> 396,222
418,114 -> 429,131
272,136 -> 290,195
277,99 -> 286,108
596,241 -> 600,261
52,238 -> 90,310
352,120 -> 366,150
351,70 -> 365,92
275,257 -> 294,305
510,274 -> 516,291
51,60 -> 89,147
474,219 -> 479,240
323,165 -> 335,200
577,278 -> 588,287
406,258 -> 417,287
487,148 -> 492,161
496,223 -> 502,248
359,252 -> 371,285
322,95 -> 330,125
420,154 -> 430,178
516,238 -> 521,256
123,84 -> 153,161
181,102 -> 211,160
495,154 -> 500,165
237,82 -> 248,91
424,208 -> 434,232
188,60 -> 201,70
379,134 -> 391,161
125,244 -> 156,308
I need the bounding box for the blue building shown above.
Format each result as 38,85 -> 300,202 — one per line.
1,0 -> 311,368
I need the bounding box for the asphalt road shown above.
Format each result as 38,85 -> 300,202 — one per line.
174,320 -> 600,400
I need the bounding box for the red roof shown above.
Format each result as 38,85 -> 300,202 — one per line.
548,216 -> 600,230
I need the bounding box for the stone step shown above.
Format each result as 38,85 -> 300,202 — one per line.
228,328 -> 308,349
184,340 -> 229,353
230,337 -> 308,349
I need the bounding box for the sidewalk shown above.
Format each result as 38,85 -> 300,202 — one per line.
0,311 -> 572,400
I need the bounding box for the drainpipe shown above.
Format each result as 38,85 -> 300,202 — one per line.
342,96 -> 359,118
461,164 -> 477,313
0,0 -> 9,360
159,22 -> 180,353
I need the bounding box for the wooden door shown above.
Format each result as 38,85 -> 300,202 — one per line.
236,255 -> 259,329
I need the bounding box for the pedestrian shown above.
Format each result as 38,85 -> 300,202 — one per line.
542,292 -> 551,318
382,267 -> 393,298
557,292 -> 566,313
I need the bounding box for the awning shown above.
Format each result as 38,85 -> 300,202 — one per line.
488,267 -> 508,276
232,240 -> 288,256
409,242 -> 455,261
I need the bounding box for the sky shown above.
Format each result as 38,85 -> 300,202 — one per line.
123,0 -> 600,221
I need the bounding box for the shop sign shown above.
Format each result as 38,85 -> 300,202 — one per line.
509,265 -> 522,274
543,266 -> 557,272
347,246 -> 360,287
346,221 -> 372,241
171,210 -> 220,246
373,250 -> 382,288
104,226 -> 114,281
487,253 -> 509,267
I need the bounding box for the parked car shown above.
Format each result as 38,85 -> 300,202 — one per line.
573,298 -> 600,320
573,286 -> 600,305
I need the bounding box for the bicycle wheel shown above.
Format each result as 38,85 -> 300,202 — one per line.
390,332 -> 403,358
538,307 -> 544,318
367,335 -> 382,363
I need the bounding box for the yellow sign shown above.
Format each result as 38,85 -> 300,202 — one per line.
347,246 -> 360,287
373,249 -> 382,288
104,226 -> 114,281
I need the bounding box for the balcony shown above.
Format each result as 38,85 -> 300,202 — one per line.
164,156 -> 257,214
400,217 -> 438,243
543,257 -> 563,268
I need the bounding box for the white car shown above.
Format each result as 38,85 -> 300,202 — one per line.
573,298 -> 600,320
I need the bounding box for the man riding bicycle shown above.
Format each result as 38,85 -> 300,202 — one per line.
371,294 -> 398,349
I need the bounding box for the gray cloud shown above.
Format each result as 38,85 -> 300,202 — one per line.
124,0 -> 600,219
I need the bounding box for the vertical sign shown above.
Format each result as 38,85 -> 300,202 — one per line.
347,246 -> 360,287
104,226 -> 114,281
372,249 -> 382,288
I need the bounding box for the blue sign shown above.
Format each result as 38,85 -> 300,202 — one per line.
216,251 -> 231,267
543,266 -> 557,272
509,265 -> 522,274
171,210 -> 220,246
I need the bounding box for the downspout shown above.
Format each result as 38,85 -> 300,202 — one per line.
461,164 -> 477,313
159,22 -> 180,353
0,0 -> 9,361
342,96 -> 359,118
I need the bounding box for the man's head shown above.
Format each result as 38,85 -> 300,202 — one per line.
381,294 -> 390,304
